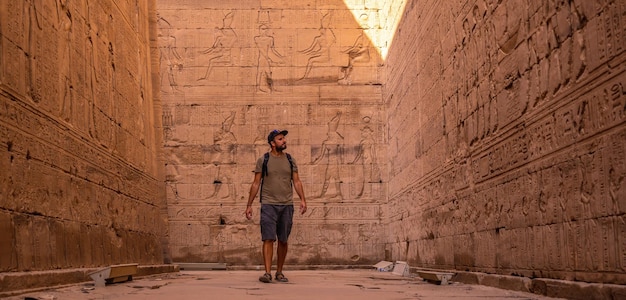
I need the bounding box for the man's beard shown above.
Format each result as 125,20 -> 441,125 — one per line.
277,144 -> 287,151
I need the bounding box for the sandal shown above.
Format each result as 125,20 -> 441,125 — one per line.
259,272 -> 272,283
274,272 -> 288,282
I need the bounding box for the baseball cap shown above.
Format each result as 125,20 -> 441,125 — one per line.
267,129 -> 288,144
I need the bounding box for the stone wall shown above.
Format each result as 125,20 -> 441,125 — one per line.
385,0 -> 626,285
156,0 -> 398,265
2,0 -> 625,292
0,0 -> 167,274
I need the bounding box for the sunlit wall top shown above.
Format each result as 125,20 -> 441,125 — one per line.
343,0 -> 407,60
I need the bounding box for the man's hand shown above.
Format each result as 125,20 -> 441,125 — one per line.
245,206 -> 253,220
300,200 -> 307,215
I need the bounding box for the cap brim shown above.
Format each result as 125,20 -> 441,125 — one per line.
279,130 -> 288,136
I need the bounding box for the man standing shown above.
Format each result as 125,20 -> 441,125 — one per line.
246,129 -> 307,283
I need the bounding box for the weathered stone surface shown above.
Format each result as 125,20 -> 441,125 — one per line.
155,0 -> 389,267
386,0 -> 626,288
0,0 -> 168,287
0,211 -> 17,272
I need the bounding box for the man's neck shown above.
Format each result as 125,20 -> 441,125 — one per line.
270,149 -> 284,157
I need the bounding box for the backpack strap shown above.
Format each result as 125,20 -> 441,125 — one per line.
262,152 -> 270,178
286,153 -> 294,180
260,152 -> 270,203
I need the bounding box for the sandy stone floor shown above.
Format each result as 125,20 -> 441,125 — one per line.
9,270 -> 565,300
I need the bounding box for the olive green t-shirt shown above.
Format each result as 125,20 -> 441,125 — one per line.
255,153 -> 298,205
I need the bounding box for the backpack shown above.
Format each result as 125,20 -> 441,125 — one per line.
260,152 -> 293,202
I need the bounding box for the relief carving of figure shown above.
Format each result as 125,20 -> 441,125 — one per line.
157,16 -> 183,93
210,112 -> 237,200
26,0 -> 44,104
198,12 -> 237,81
213,111 -> 237,164
338,13 -> 371,85
578,153 -> 600,270
350,116 -> 379,199
254,24 -> 284,93
609,167 -> 624,213
579,154 -> 596,218
312,112 -> 344,199
57,0 -> 73,122
298,12 -> 336,80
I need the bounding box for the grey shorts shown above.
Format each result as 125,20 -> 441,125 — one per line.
260,204 -> 294,243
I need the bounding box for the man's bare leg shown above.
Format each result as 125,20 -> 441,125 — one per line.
259,240 -> 274,283
274,241 -> 289,282
276,241 -> 288,273
263,240 -> 274,274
